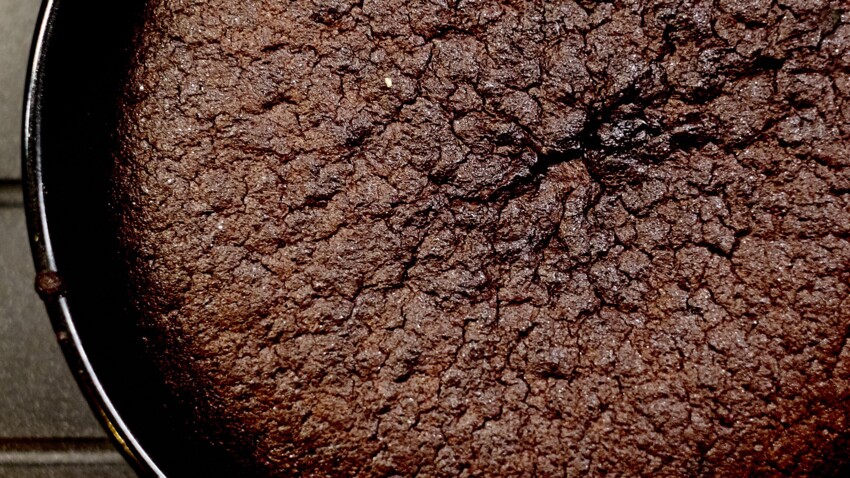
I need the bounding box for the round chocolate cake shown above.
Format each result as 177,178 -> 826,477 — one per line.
113,0 -> 850,476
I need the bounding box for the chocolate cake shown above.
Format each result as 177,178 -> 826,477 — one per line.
113,0 -> 850,475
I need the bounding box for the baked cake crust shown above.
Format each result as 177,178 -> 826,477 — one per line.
114,0 -> 850,475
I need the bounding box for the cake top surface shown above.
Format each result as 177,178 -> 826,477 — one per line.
115,0 -> 850,476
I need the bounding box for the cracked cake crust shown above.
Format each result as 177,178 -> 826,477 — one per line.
114,0 -> 850,476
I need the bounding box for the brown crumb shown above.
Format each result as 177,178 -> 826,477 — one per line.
35,270 -> 64,300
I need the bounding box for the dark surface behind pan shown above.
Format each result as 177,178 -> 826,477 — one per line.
23,1 -> 251,476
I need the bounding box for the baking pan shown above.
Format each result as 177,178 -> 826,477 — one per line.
22,1 -> 252,476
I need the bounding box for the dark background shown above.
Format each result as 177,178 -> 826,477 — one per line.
0,0 -> 135,476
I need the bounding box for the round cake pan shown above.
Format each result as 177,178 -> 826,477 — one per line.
23,1 -> 251,476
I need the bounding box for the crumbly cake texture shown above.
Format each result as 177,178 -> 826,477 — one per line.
114,0 -> 850,476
